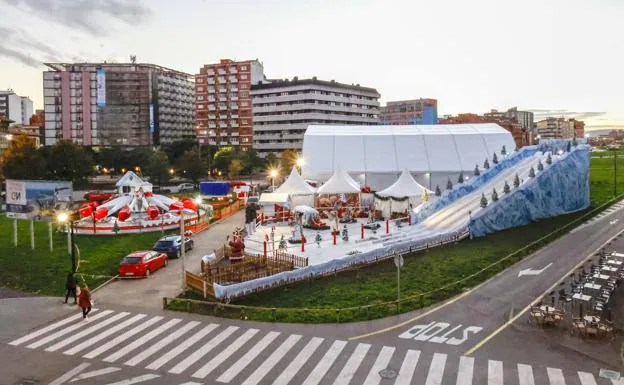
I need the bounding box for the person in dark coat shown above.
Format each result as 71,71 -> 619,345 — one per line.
64,272 -> 77,304
78,285 -> 92,320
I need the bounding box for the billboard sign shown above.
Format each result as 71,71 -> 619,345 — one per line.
96,68 -> 106,107
5,180 -> 73,219
149,103 -> 155,133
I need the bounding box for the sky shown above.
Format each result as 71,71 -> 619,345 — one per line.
0,0 -> 622,131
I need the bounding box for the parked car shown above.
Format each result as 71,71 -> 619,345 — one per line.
118,251 -> 168,277
152,186 -> 171,193
84,191 -> 112,202
152,235 -> 194,258
178,183 -> 195,192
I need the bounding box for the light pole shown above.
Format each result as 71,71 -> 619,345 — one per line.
269,169 -> 278,190
57,212 -> 76,273
296,157 -> 304,174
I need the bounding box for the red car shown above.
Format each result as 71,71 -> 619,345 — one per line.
118,251 -> 168,277
84,191 -> 113,202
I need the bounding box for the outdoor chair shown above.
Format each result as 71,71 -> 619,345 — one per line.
570,318 -> 586,336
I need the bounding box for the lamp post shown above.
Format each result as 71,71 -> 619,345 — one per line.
296,157 -> 304,174
57,212 -> 76,273
269,169 -> 278,190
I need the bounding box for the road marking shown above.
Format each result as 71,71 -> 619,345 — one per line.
217,331 -> 281,383
187,327 -> 251,377
456,356 -> 474,385
424,352 -> 447,385
9,312 -> 86,346
488,360 -> 503,385
271,337 -> 324,385
64,314 -> 146,356
241,334 -> 302,385
362,346 -> 395,385
46,312 -> 130,352
48,362 -> 90,385
105,374 -> 160,385
69,367 -> 121,382
547,367 -> 566,385
332,343 -> 371,385
145,324 -> 218,371
578,371 -> 598,385
124,320 -> 200,366
395,349 -> 420,385
83,316 -> 163,359
517,363 -> 535,385
103,318 -> 182,362
517,263 -> 553,277
28,310 -> 113,349
301,340 -> 348,385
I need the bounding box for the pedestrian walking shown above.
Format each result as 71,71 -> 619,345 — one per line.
78,285 -> 92,320
64,272 -> 77,304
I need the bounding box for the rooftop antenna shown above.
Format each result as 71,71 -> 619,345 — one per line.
130,55 -> 136,64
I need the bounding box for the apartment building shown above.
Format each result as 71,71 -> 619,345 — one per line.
195,59 -> 265,148
251,78 -> 380,157
379,99 -> 437,125
0,90 -> 33,126
536,117 -> 584,140
43,62 -> 194,146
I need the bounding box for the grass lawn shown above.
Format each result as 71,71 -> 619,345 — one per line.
589,153 -> 624,205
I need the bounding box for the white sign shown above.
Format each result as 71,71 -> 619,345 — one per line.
394,255 -> 404,269
399,321 -> 483,345
517,262 -> 552,277
6,179 -> 26,205
96,68 -> 106,107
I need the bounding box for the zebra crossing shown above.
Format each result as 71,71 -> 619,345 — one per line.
571,200 -> 624,233
8,309 -> 618,384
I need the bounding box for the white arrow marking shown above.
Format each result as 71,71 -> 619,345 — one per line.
105,374 -> 160,385
518,263 -> 553,277
70,367 -> 121,382
48,363 -> 90,385
610,219 -> 619,225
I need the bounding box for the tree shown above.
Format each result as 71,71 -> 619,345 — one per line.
480,193 -> 488,208
513,174 -> 520,188
44,141 -> 95,186
474,164 -> 480,176
492,188 -> 499,202
492,152 -> 499,164
178,148 -> 206,183
446,178 -> 453,190
457,171 -> 464,184
212,146 -> 235,174
128,147 -> 153,173
503,181 -> 511,194
537,159 -> 544,171
228,159 -> 243,179
529,166 -> 535,178
162,139 -> 198,164
265,152 -> 278,167
1,134 -> 44,180
435,184 -> 441,196
282,149 -> 299,170
501,145 -> 507,156
546,153 -> 552,165
95,147 -> 129,173
145,149 -> 171,187
484,158 -> 490,169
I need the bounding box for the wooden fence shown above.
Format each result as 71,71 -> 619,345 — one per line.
212,200 -> 242,221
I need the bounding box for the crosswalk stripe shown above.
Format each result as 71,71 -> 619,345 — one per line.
578,372 -> 598,385
456,356 -> 475,385
362,346 -> 395,385
64,314 -> 147,356
301,340 -> 348,385
331,343 -> 371,385
46,312 -> 130,352
240,334 -> 302,385
547,367 -> 566,385
271,337 -> 324,385
488,360 -> 503,385
178,325 -> 244,376
145,324 -> 218,371
217,331 -> 281,383
124,321 -> 201,367
395,349 -> 420,385
102,318 -> 182,363
83,316 -> 163,359
69,367 -> 121,382
27,310 -> 113,349
48,362 -> 90,385
425,352 -> 447,385
9,312 -> 86,346
517,364 -> 535,385
105,373 -> 160,385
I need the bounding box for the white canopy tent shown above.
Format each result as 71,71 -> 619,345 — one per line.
274,167 -> 316,208
375,169 -> 432,217
316,166 -> 361,194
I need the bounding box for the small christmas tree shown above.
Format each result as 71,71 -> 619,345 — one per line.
492,188 -> 499,202
422,190 -> 429,202
529,166 -> 536,178
566,141 -> 571,152
546,153 -> 552,165
112,220 -> 120,235
501,145 -> 507,156
492,152 -> 499,164
537,159 -> 544,171
435,185 -> 441,196
484,158 -> 490,169
572,136 -> 578,146
480,193 -> 488,208
513,174 -> 520,188
503,181 -> 511,194
474,164 -> 480,176
457,171 -> 464,184
446,178 -> 453,190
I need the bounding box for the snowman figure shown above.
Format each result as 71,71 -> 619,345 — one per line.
342,225 -> 349,242
315,232 -> 322,248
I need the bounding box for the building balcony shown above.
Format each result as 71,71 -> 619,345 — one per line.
219,97 -> 227,102
231,123 -> 239,128
231,140 -> 240,146
217,69 -> 226,75
229,67 -> 237,74
218,77 -> 226,83
219,114 -> 228,119
219,88 -> 227,93
208,106 -> 216,111
231,132 -> 240,137
220,141 -> 228,146
219,105 -> 227,110
252,141 -> 303,150
230,104 -> 239,110
231,96 -> 239,101
219,123 -> 227,128
208,114 -> 216,119
209,132 -> 216,137
231,114 -> 239,119
209,140 -> 217,145
208,124 -> 217,128
208,80 -> 215,85
228,76 -> 238,83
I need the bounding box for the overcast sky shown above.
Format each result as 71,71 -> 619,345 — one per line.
0,0 -> 622,131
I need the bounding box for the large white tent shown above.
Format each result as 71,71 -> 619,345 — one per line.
301,123 -> 516,190
316,166 -> 361,194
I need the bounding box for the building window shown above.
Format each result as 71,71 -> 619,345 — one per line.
198,105 -> 205,109
197,86 -> 204,92
241,65 -> 248,70
241,74 -> 248,80
197,78 -> 203,83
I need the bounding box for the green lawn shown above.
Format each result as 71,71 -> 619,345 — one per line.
589,153 -> 624,205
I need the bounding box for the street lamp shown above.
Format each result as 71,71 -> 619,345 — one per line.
56,212 -> 76,273
269,169 -> 278,190
169,168 -> 175,175
6,134 -> 13,141
296,157 -> 304,173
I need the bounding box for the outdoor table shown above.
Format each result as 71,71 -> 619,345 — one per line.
602,266 -> 618,276
583,283 -> 602,295
592,273 -> 610,282
607,259 -> 623,267
539,305 -> 557,313
573,293 -> 592,302
584,315 -> 601,324
611,252 -> 624,258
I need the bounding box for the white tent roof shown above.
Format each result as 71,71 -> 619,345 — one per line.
259,193 -> 290,205
316,166 -> 361,194
377,169 -> 431,197
274,167 -> 315,195
301,123 -> 515,178
115,171 -> 151,188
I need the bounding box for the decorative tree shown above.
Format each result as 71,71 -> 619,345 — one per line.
515,146 -> 519,152
513,174 -> 520,188
473,164 -> 480,176
435,185 -> 442,196
566,141 -> 571,152
484,158 -> 490,169
572,136 -> 578,147
492,152 -> 499,164
480,193 -> 488,208
457,171 -> 464,184
529,166 -> 536,178
503,181 -> 511,194
446,178 -> 453,190
501,145 -> 507,156
492,188 -> 499,202
537,159 -> 544,171
546,153 -> 552,165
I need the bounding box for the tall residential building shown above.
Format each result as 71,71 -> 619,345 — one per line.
379,99 -> 437,125
536,117 -> 584,140
0,90 -> 33,125
251,78 -> 380,157
574,120 -> 585,139
504,107 -> 534,130
195,59 -> 265,148
43,62 -> 195,147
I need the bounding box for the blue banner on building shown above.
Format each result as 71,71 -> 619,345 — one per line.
96,68 -> 106,108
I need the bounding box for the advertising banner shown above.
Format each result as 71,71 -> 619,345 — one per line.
149,103 -> 154,133
96,68 -> 106,108
5,180 -> 73,219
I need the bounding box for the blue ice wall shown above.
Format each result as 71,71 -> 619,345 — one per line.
468,145 -> 590,237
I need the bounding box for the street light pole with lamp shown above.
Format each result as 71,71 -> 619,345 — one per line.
57,212 -> 76,273
296,157 -> 304,174
269,169 -> 278,190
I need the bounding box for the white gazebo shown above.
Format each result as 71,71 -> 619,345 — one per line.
375,169 -> 432,217
316,166 -> 361,208
274,167 -> 316,207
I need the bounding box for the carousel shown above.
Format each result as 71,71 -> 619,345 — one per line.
74,171 -> 211,235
